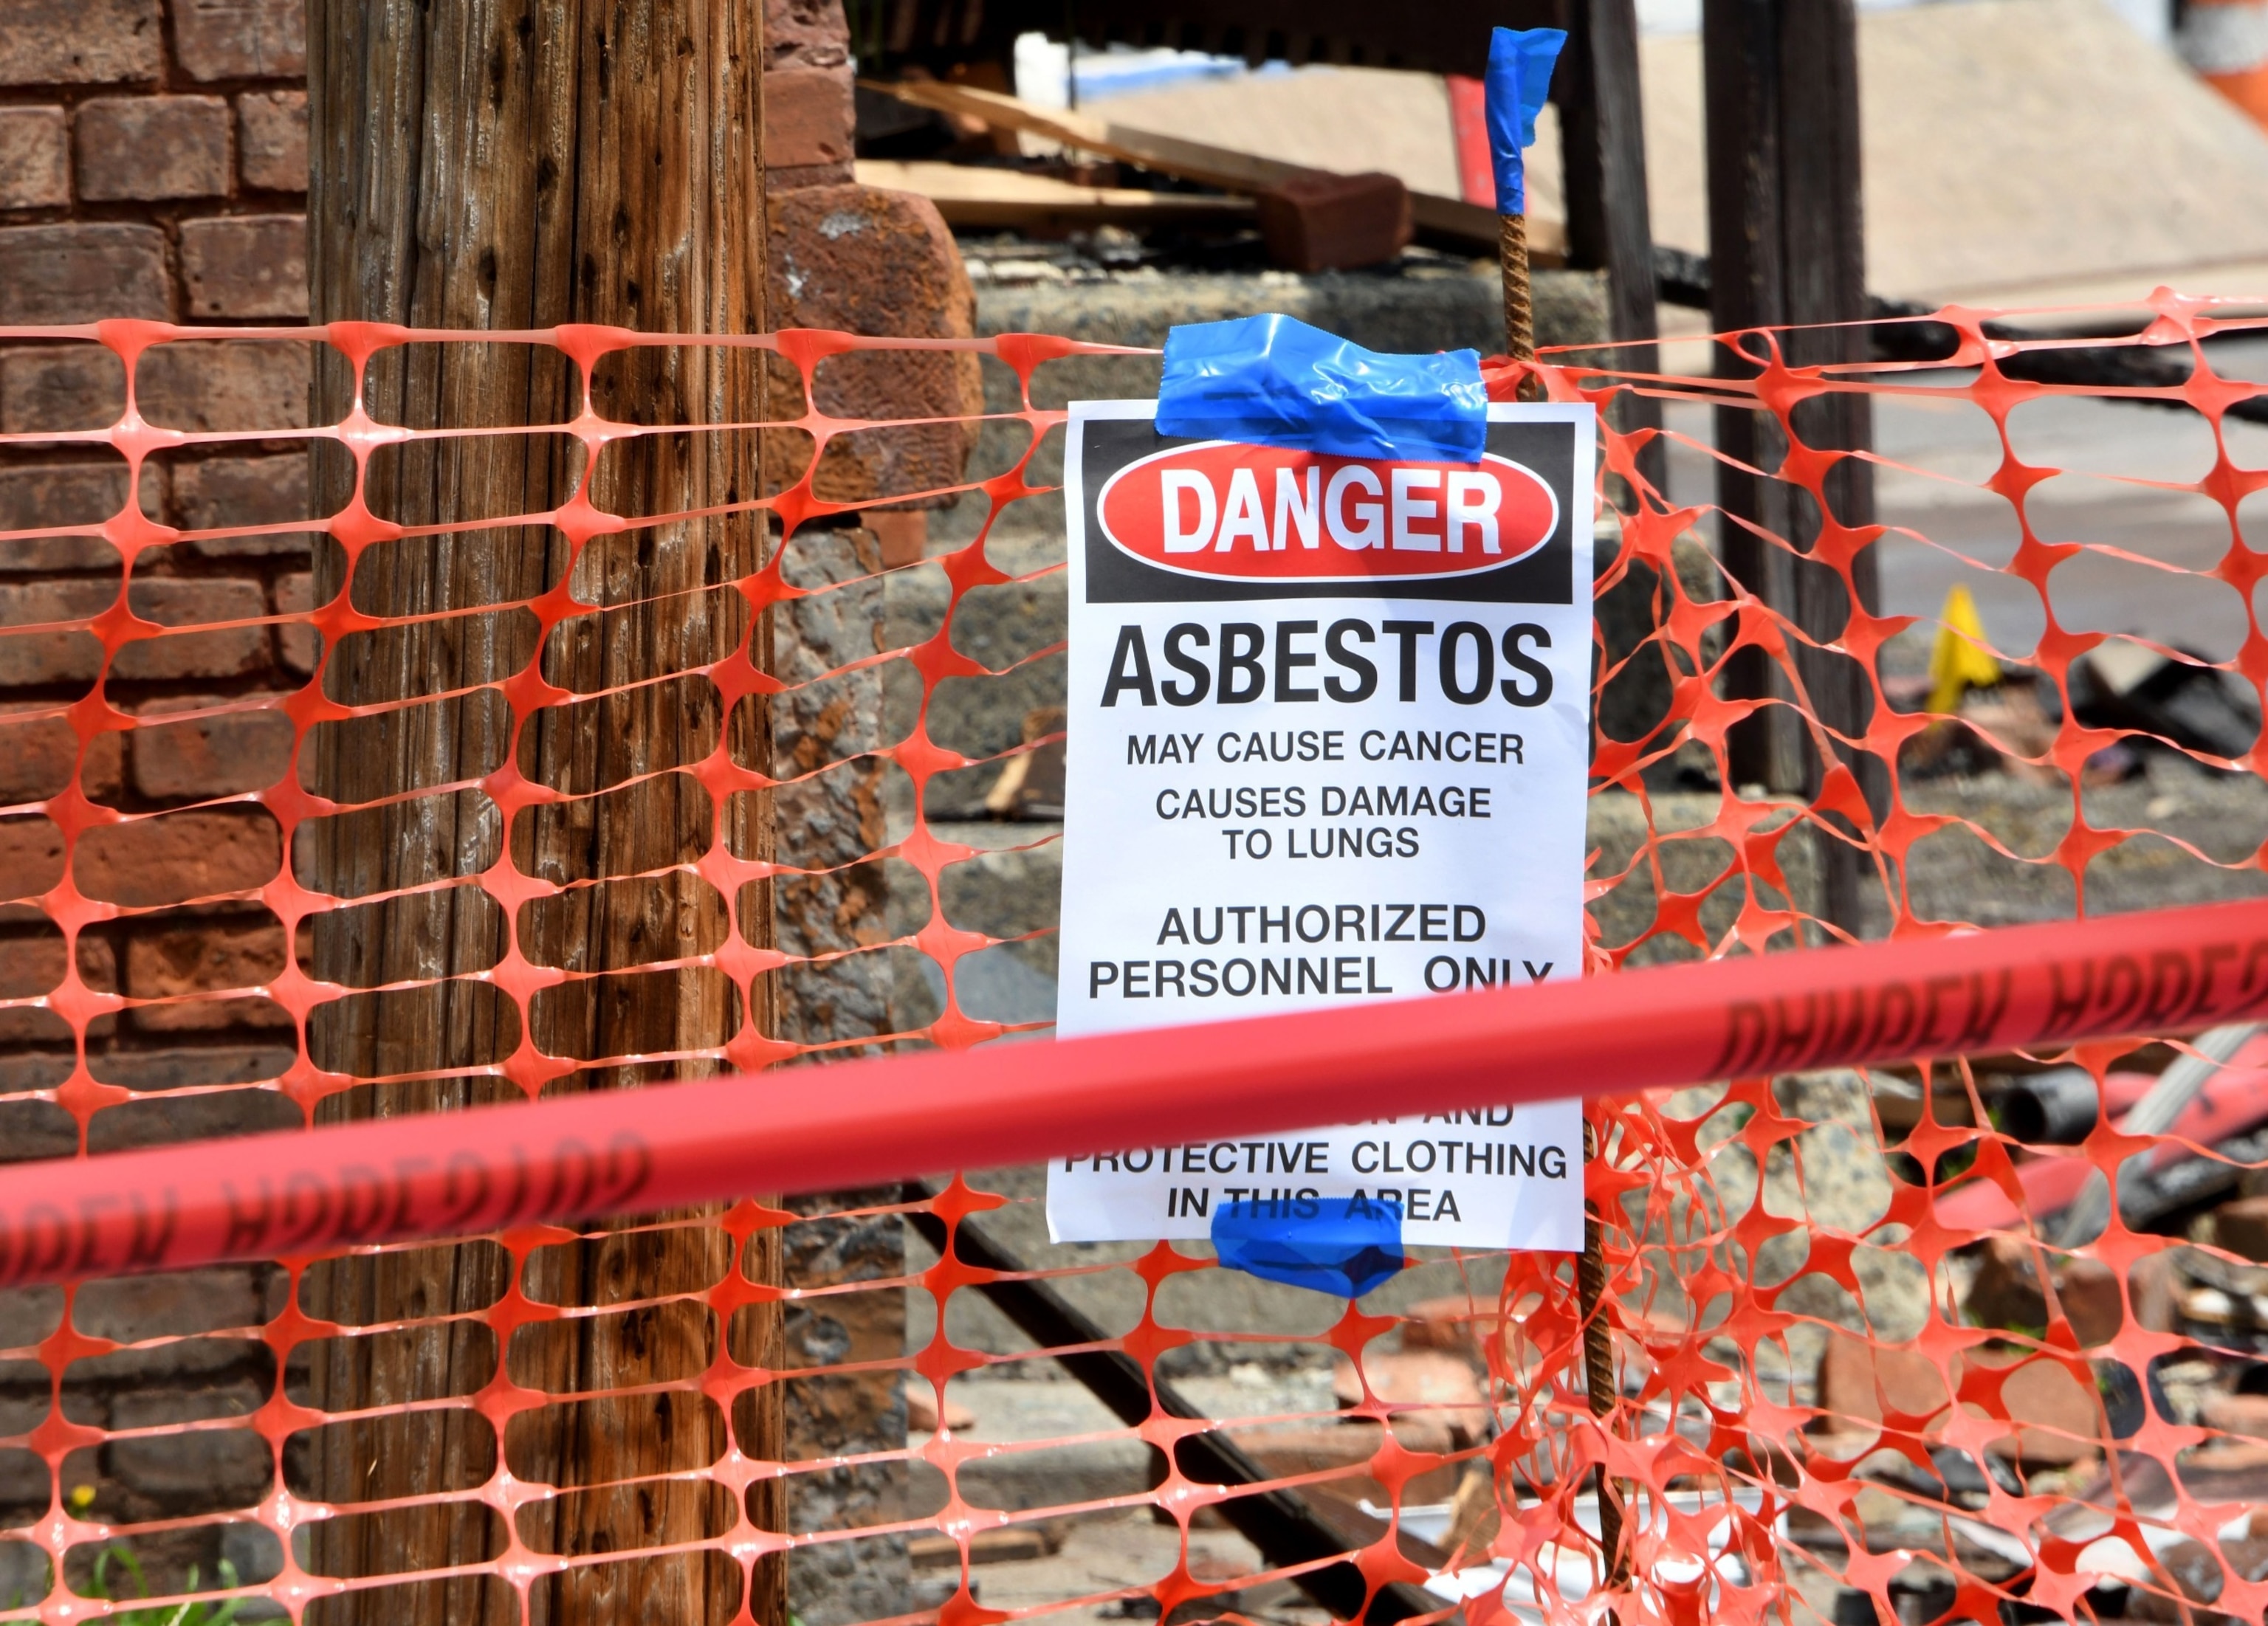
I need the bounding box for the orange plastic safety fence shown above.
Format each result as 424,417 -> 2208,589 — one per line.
0,295 -> 2266,1626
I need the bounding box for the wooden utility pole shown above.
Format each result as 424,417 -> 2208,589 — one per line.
300,5 -> 782,1624
1702,0 -> 1881,934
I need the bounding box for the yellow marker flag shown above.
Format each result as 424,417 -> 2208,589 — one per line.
1926,583 -> 2000,714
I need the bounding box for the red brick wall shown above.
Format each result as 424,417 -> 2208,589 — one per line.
1,0 -> 312,1173
0,2 -> 973,1590
0,1 -> 316,1581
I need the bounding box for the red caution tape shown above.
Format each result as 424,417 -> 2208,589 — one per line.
4,895 -> 2264,1288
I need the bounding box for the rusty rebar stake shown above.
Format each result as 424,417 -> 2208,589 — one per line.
1503,204 -> 1624,1582
1499,212 -> 1543,402
1579,1121 -> 1629,1585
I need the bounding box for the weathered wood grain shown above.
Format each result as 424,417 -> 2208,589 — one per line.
302,4 -> 782,1622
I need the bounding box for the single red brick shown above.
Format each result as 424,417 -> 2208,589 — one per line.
1254,170 -> 1413,273
1815,1327 -> 1950,1428
0,224 -> 169,324
171,452 -> 312,533
0,344 -> 126,434
0,579 -> 117,686
73,807 -> 281,907
0,109 -> 69,210
139,340 -> 310,435
0,818 -> 65,903
0,713 -> 123,805
1979,1348 -> 2104,1466
273,570 -> 320,676
235,90 -> 306,193
0,460 -> 156,535
88,1043 -> 292,1092
0,0 -> 162,86
173,0 -> 306,82
763,66 -> 855,173
0,933 -> 63,998
113,577 -> 269,683
765,0 -> 850,69
0,930 -> 115,997
2055,1257 -> 2123,1348
75,97 -> 230,202
126,917 -> 289,1030
0,716 -> 78,804
179,216 -> 306,320
766,185 -> 980,505
129,702 -> 295,801
0,457 -> 145,574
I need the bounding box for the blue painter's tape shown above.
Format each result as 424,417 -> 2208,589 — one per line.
1212,1193 -> 1406,1298
1155,312 -> 1486,465
1485,27 -> 1567,217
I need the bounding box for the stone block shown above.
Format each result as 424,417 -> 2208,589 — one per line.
0,931 -> 113,997
768,185 -> 980,506
172,0 -> 306,81
130,702 -> 295,800
74,97 -> 230,201
72,807 -> 281,907
179,216 -> 306,320
0,223 -> 168,324
1254,170 -> 1414,273
0,578 -> 116,686
0,344 -> 126,433
0,0 -> 161,86
235,89 -> 306,192
0,109 -> 69,210
139,340 -> 309,433
765,0 -> 850,69
764,66 -> 854,176
113,576 -> 269,683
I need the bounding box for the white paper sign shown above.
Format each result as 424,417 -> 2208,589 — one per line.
1047,401 -> 1595,1252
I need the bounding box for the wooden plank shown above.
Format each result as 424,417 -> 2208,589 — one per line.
1702,0 -> 1880,931
1559,0 -> 1665,477
867,77 -> 1561,256
856,158 -> 1255,226
303,4 -> 780,1625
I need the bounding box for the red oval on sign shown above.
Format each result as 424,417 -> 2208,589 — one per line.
1095,441 -> 1558,584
